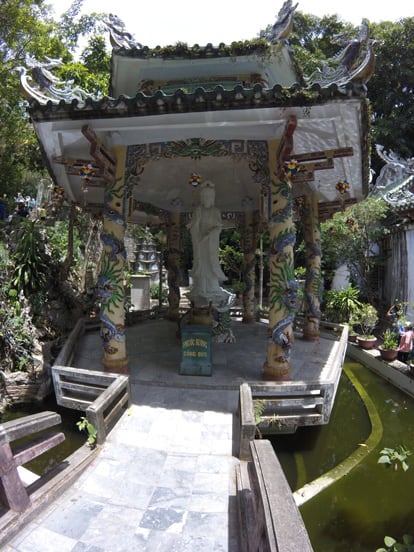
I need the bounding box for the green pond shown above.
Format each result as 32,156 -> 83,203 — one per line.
272,360 -> 414,552
0,396 -> 85,476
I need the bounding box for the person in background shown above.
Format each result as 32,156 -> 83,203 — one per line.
15,201 -> 29,218
386,303 -> 401,322
397,322 -> 414,363
15,192 -> 24,204
387,302 -> 405,343
0,198 -> 5,220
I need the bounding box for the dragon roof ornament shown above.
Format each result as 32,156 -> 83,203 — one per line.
370,145 -> 414,207
265,0 -> 298,42
306,19 -> 378,93
16,55 -> 100,105
104,2 -> 298,51
104,14 -> 143,50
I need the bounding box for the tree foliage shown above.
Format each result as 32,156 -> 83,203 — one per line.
0,0 -> 57,198
368,18 -> 414,164
0,0 -> 110,201
287,12 -> 352,77
321,198 -> 390,302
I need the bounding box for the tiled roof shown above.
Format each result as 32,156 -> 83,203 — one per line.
26,82 -> 366,122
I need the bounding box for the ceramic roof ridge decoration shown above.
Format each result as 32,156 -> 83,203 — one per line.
105,0 -> 297,53
16,54 -> 99,106
266,0 -> 298,43
105,13 -> 143,50
16,3 -> 377,107
306,19 -> 378,93
371,145 -> 414,210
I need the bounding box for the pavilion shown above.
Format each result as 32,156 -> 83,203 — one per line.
18,1 -> 374,380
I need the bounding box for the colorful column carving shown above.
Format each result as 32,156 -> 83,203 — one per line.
242,211 -> 257,324
166,211 -> 182,321
263,120 -> 298,381
98,145 -> 129,374
303,192 -> 322,341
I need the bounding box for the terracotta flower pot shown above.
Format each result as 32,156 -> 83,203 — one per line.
356,336 -> 377,350
378,346 -> 398,361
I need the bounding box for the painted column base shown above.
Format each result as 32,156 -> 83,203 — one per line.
242,315 -> 256,324
102,356 -> 129,374
303,318 -> 320,341
263,343 -> 291,380
166,310 -> 181,322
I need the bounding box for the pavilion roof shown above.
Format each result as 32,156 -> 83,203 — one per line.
17,1 -> 375,222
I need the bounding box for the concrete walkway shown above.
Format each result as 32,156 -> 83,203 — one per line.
6,388 -> 239,551
5,317 -> 340,551
6,319 -> 249,551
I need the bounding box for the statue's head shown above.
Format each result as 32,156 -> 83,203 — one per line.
200,181 -> 215,208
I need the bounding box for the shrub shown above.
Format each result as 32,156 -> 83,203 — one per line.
381,328 -> 399,350
353,303 -> 379,338
323,285 -> 363,323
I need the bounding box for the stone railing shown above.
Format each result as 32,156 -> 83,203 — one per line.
0,411 -> 98,547
52,318 -> 131,445
0,411 -> 64,514
236,440 -> 314,552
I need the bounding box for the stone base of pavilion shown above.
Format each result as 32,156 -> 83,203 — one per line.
73,316 -> 346,435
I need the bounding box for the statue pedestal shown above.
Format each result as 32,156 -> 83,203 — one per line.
186,287 -> 234,310
130,274 -> 151,311
180,325 -> 212,376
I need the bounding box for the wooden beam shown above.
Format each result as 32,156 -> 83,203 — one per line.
290,146 -> 354,182
318,198 -> 357,221
276,115 -> 297,177
294,147 -> 353,162
82,125 -> 116,183
53,156 -> 99,169
52,156 -> 107,186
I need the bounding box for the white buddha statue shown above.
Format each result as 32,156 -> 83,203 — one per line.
187,181 -> 234,309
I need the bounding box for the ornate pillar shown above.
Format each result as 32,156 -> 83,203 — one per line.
242,211 -> 257,323
263,117 -> 298,381
166,211 -> 182,321
303,192 -> 322,341
99,145 -> 129,374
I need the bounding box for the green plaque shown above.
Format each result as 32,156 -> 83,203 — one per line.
180,325 -> 212,376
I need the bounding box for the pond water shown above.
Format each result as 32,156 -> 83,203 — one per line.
272,360 -> 414,552
0,395 -> 85,476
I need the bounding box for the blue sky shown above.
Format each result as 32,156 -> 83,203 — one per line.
50,0 -> 413,47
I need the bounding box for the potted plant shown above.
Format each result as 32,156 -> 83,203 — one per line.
344,322 -> 358,342
355,303 -> 379,349
378,328 -> 399,361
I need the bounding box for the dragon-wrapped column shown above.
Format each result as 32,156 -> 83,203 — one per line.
98,145 -> 129,374
303,192 -> 322,341
242,211 -> 257,324
166,211 -> 182,321
263,139 -> 297,381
